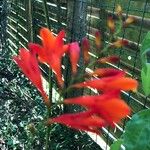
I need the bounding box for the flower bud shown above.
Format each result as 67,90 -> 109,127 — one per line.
123,16 -> 135,27
82,37 -> 90,64
107,17 -> 115,33
27,123 -> 36,135
98,56 -> 120,64
116,5 -> 122,16
111,39 -> 128,48
95,31 -> 102,49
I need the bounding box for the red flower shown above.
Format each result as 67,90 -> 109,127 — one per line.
33,28 -> 69,87
82,37 -> 90,64
69,42 -> 80,74
98,56 -> 120,64
48,111 -> 106,134
89,68 -> 125,78
72,77 -> 138,92
64,96 -> 130,126
13,47 -> 50,107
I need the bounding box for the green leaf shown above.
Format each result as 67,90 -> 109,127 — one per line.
141,48 -> 150,66
141,32 -> 150,57
140,32 -> 150,95
123,109 -> 150,150
110,139 -> 123,150
141,63 -> 150,96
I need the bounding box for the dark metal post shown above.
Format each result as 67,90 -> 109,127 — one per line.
64,0 -> 88,112
0,0 -> 8,54
67,0 -> 87,42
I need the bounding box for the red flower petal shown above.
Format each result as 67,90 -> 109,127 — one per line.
64,91 -> 120,107
92,98 -> 131,125
72,77 -> 138,92
48,111 -> 106,134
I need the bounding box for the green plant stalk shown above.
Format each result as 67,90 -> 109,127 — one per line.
45,107 -> 51,150
114,16 -> 123,37
42,0 -> 52,149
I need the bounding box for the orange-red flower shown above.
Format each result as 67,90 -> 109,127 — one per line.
89,68 -> 125,78
95,31 -> 102,49
48,111 -> 106,134
13,47 -> 50,107
98,56 -> 120,64
69,42 -> 80,74
72,77 -> 138,92
64,96 -> 130,126
33,27 -> 69,87
82,37 -> 90,64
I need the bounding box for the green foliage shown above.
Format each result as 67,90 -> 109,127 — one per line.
122,109 -> 150,150
49,124 -> 102,150
140,32 -> 150,96
110,139 -> 122,150
141,63 -> 150,96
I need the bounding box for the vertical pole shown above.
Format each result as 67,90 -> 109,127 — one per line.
64,0 -> 88,112
26,0 -> 33,42
0,0 -> 8,53
67,0 -> 87,42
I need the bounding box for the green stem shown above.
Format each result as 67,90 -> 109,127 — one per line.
42,0 -> 52,149
45,108 -> 51,150
114,16 -> 123,37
